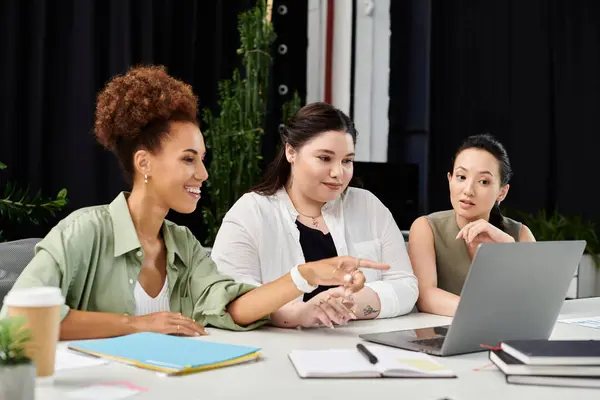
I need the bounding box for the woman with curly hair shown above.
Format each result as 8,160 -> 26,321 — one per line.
0,65 -> 388,340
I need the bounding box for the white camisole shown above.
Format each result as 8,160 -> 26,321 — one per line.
133,276 -> 171,316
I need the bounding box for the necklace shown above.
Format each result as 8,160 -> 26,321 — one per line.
298,212 -> 321,228
287,189 -> 322,228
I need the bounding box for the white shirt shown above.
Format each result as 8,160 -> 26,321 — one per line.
211,187 -> 418,318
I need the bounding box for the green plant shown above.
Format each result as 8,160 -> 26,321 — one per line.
201,0 -> 276,246
0,316 -> 32,365
0,161 -> 68,242
282,91 -> 302,124
510,209 -> 600,268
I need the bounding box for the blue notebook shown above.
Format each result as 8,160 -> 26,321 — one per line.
68,332 -> 261,375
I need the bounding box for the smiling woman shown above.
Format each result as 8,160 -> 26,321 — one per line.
0,67 -> 389,340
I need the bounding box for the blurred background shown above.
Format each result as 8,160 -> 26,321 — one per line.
1,0 -> 599,267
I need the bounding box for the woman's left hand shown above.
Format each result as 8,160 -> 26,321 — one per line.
456,219 -> 515,246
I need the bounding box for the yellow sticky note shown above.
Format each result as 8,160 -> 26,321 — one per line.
397,359 -> 448,371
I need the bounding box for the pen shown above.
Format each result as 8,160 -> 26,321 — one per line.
356,343 -> 378,364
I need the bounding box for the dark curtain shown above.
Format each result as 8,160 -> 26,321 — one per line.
264,0 -> 308,168
388,0 -> 431,216
427,0 -> 600,220
0,0 -> 275,241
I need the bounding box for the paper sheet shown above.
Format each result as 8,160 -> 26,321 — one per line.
55,348 -> 109,371
559,316 -> 600,329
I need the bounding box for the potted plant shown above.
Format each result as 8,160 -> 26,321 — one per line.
511,209 -> 600,297
0,316 -> 35,400
200,0 -> 302,248
200,0 -> 276,247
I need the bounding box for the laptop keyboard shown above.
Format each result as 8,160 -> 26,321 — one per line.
410,336 -> 445,349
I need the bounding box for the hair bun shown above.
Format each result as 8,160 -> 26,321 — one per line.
94,65 -> 198,150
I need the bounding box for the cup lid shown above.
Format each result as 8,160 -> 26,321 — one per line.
4,287 -> 65,307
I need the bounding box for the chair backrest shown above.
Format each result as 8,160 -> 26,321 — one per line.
0,238 -> 41,305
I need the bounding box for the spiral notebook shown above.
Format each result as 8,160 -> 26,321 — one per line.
67,332 -> 261,376
289,345 -> 455,378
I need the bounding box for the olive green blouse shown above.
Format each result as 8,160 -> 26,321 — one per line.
426,210 -> 522,295
0,192 -> 268,331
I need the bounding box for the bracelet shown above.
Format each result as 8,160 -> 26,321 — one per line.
290,265 -> 318,293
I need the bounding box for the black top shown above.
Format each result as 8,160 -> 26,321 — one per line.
295,220 -> 338,302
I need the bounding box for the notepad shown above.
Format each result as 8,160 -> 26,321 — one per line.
67,332 -> 261,376
288,345 -> 455,378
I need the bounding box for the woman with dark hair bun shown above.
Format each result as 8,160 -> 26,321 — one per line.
408,133 -> 535,317
212,102 -> 418,329
1,67 -> 389,339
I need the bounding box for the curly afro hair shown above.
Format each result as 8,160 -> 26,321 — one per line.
94,65 -> 199,184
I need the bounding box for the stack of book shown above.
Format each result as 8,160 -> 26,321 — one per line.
489,340 -> 600,389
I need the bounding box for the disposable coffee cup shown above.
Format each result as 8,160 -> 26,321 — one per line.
4,287 -> 64,378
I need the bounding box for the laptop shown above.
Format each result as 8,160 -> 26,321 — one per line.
359,241 -> 586,356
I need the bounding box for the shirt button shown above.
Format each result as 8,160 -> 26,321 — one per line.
129,279 -> 134,284
136,251 -> 143,258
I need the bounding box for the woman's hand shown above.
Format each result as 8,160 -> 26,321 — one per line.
456,219 -> 515,246
130,311 -> 207,336
300,256 -> 390,295
296,287 -> 357,328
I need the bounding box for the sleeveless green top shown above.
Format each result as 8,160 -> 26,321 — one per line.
425,210 -> 522,296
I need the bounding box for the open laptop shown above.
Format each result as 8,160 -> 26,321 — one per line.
359,241 -> 586,356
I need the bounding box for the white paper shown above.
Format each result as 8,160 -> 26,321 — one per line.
55,349 -> 109,371
288,345 -> 454,378
289,348 -> 380,378
66,385 -> 141,399
559,316 -> 600,329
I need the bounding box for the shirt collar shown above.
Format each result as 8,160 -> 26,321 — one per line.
108,192 -> 183,263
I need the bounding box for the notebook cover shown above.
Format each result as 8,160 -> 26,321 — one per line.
489,350 -> 600,377
68,332 -> 261,375
501,340 -> 600,359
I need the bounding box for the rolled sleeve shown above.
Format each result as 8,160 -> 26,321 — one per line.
365,280 -> 400,319
366,278 -> 418,318
192,277 -> 268,331
187,237 -> 268,331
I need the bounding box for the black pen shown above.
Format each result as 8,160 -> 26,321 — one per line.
356,343 -> 378,364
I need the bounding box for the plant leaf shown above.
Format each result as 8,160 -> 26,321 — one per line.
0,316 -> 32,365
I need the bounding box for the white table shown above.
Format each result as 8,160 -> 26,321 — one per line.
38,298 -> 600,400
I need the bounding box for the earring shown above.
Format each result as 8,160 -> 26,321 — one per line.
144,174 -> 148,184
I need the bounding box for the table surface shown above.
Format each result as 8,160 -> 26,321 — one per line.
37,297 -> 600,400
